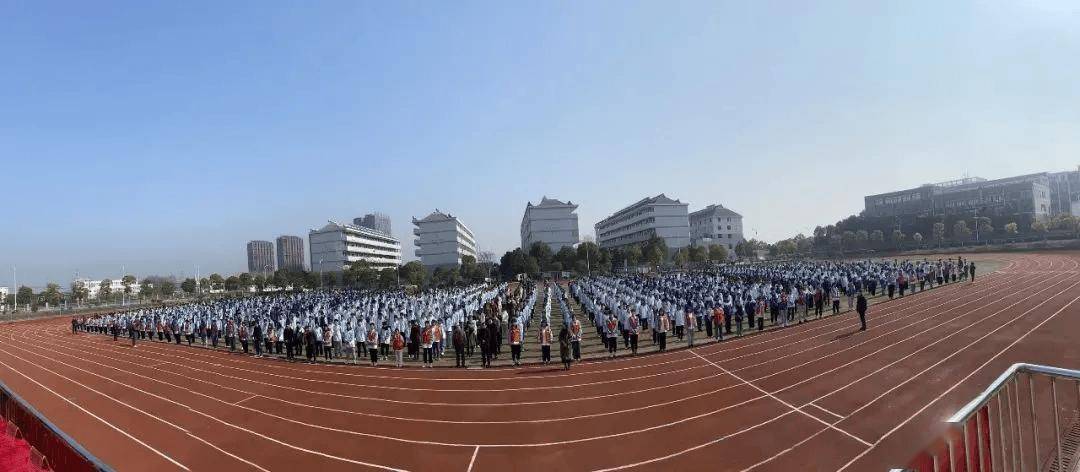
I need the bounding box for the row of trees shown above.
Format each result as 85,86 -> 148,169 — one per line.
767,213 -> 1076,257
497,237 -> 740,280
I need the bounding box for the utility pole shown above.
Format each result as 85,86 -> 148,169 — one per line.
11,266 -> 16,315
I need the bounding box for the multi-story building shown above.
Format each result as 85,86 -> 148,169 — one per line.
520,197 -> 580,252
863,174 -> 1052,221
309,220 -> 402,273
72,278 -> 139,299
246,240 -> 275,274
356,212 -> 393,236
1048,168 -> 1080,217
412,210 -> 478,268
595,194 -> 690,250
689,204 -> 745,251
275,235 -> 306,272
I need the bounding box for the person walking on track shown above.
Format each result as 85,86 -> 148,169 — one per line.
856,292 -> 868,331
559,325 -> 572,370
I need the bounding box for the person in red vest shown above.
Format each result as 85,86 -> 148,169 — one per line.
391,329 -> 406,368
657,311 -> 670,352
509,323 -> 523,366
712,305 -> 725,342
421,321 -> 435,367
605,314 -> 618,358
538,322 -> 553,364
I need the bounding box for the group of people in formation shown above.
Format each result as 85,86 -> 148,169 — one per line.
71,256 -> 976,369
569,256 -> 977,353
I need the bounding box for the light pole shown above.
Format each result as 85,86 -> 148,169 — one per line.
318,259 -> 324,290
12,266 -> 16,314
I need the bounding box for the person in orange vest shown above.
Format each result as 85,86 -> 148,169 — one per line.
570,316 -> 582,361
605,314 -> 618,358
712,305 -> 725,342
627,313 -> 639,355
421,320 -> 435,367
538,322 -> 553,364
391,329 -> 406,367
657,310 -> 670,352
509,323 -> 523,366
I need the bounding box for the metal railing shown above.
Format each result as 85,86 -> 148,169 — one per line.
0,378 -> 112,471
896,363 -> 1080,472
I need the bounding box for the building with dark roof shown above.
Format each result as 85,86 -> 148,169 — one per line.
520,196 -> 580,252
689,204 -> 744,251
594,194 -> 690,250
412,210 -> 478,267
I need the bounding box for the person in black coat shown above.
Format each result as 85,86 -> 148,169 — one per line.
856,293 -> 868,331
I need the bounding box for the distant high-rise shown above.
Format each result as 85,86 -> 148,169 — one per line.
412,210 -> 478,268
595,194 -> 690,250
275,235 -> 306,272
246,240 -> 275,274
521,196 -> 579,252
355,212 -> 392,236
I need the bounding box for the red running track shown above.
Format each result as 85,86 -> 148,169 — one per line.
1,252 -> 1080,471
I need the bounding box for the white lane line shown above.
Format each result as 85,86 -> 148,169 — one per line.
836,293 -> 1080,471
466,446 -> 479,472
689,350 -> 872,447
808,402 -> 843,421
234,394 -> 259,405
771,270 -> 1072,400
0,358 -> 191,471
0,339 -> 408,470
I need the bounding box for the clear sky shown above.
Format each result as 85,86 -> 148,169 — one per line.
2,0 -> 1079,287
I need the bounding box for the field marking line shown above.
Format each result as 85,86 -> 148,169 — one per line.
836,293 -> 1080,471
466,446 -> 479,472
689,350 -> 872,447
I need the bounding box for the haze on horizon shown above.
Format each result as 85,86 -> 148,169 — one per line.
2,0 -> 1079,286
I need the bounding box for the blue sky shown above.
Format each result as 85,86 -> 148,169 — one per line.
2,0 -> 1079,287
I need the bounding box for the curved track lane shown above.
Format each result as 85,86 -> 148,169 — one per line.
2,253 -> 1079,471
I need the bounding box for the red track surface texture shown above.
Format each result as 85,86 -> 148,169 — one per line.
2,253 -> 1080,471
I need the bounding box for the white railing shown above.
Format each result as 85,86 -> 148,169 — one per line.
895,363 -> 1080,472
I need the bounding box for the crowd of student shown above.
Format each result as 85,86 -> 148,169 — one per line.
73,257 -> 975,369
570,257 -> 976,354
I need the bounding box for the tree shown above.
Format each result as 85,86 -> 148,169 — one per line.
252,275 -> 266,291
842,231 -> 856,250
953,220 -> 972,242
399,261 -> 427,287
708,244 -> 728,262
912,232 -> 924,246
1005,222 -> 1019,235
774,239 -> 798,255
1031,221 -> 1049,240
71,280 -> 89,303
224,276 -> 240,291
345,261 -> 377,288
16,286 -> 34,308
209,273 -> 225,291
688,246 -> 707,263
673,248 -> 689,268
575,242 -> 602,274
180,278 -> 197,295
933,222 -> 946,246
99,279 -> 113,301
891,229 -> 905,247
973,217 -> 994,240
556,246 -> 578,271
139,278 -> 155,298
528,242 -> 555,268
378,268 -> 398,289
870,230 -> 884,246
641,236 -> 668,267
855,230 -> 869,247
624,245 -> 642,268
198,278 -> 209,294
42,283 -> 62,306
322,271 -> 338,288
813,226 -> 828,246
238,273 -> 253,290
158,280 -> 176,297
121,275 -> 136,295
